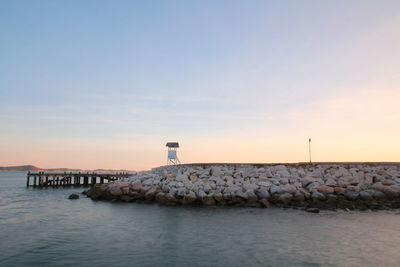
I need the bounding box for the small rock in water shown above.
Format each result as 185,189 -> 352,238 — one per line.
306,208 -> 320,213
69,193 -> 80,199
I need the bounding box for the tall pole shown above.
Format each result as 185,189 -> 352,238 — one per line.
308,138 -> 312,163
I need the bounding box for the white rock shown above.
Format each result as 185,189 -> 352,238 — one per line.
210,182 -> 217,190
256,189 -> 270,199
338,176 -> 352,187
306,182 -> 320,192
293,182 -> 302,189
257,181 -> 272,187
301,176 -> 314,187
325,178 -> 337,187
177,187 -> 187,196
257,168 -> 266,173
243,182 -> 258,191
203,184 -> 212,193
142,179 -> 154,186
334,167 -> 350,178
280,184 -> 296,194
175,174 -> 188,182
270,185 -> 280,195
169,188 -> 177,196
161,185 -> 170,193
211,166 -> 222,177
196,189 -> 207,198
225,185 -> 242,194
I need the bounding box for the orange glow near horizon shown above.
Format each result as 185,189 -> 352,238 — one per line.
1,89 -> 399,171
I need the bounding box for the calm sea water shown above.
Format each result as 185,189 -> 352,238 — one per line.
1,171 -> 400,267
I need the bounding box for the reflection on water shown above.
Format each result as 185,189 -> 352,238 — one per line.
1,172 -> 400,267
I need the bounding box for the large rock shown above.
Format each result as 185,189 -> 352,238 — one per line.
372,190 -> 386,199
281,184 -> 296,194
203,184 -> 212,193
275,165 -> 291,178
338,176 -> 352,187
300,176 -> 315,187
235,190 -> 248,200
161,185 -> 170,193
306,208 -> 320,213
87,184 -> 108,199
259,198 -> 271,208
213,192 -> 224,203
201,196 -> 216,206
128,191 -> 143,200
270,184 -> 296,195
196,189 -> 207,198
370,182 -> 400,198
334,167 -> 350,177
359,190 -> 374,201
176,187 -> 187,197
334,186 -> 345,195
142,178 -> 154,186
209,176 -> 225,186
225,185 -> 242,194
344,190 -> 359,200
293,191 -> 305,202
245,189 -> 258,203
278,193 -> 293,204
165,193 -> 178,205
155,192 -> 166,203
299,188 -> 311,199
243,182 -> 258,191
145,186 -> 160,201
325,178 -> 337,187
210,166 -> 222,177
255,189 -> 270,199
175,174 -> 189,182
270,185 -> 280,195
316,185 -> 334,195
181,191 -> 197,205
68,193 -> 79,199
311,191 -> 325,201
109,185 -> 123,196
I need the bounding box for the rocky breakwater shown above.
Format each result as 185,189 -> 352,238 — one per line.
86,164 -> 400,210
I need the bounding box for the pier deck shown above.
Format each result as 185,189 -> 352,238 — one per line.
26,171 -> 133,187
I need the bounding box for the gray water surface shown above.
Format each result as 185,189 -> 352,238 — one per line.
1,172 -> 400,267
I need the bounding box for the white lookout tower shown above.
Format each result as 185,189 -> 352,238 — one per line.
166,142 -> 180,165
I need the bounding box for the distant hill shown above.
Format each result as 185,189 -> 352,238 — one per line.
0,165 -> 41,171
0,165 -> 134,172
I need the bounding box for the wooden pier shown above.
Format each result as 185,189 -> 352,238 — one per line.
26,171 -> 133,187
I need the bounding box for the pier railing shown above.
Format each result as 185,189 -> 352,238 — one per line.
26,171 -> 133,187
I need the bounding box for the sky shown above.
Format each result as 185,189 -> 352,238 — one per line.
1,0 -> 399,170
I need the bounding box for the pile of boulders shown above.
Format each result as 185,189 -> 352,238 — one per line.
85,164 -> 400,210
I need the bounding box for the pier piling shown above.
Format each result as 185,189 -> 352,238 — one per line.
26,172 -> 132,187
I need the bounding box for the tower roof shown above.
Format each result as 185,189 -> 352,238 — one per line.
166,142 -> 179,148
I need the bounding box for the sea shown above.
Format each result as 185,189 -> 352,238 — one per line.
1,171 -> 400,267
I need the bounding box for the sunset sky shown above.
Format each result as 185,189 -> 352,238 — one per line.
1,0 -> 399,170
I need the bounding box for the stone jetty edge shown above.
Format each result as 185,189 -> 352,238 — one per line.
85,163 -> 400,210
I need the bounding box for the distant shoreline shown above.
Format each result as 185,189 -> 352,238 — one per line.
0,165 -> 134,172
